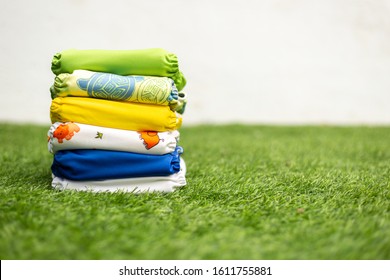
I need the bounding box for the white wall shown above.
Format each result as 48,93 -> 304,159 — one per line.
1,0 -> 389,125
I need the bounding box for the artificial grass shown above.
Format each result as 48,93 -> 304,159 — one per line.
0,123 -> 389,260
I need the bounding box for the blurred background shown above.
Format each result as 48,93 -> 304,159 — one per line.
0,0 -> 389,125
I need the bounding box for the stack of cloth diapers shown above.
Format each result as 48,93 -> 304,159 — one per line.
47,48 -> 188,193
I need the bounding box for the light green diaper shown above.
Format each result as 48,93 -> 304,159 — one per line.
50,70 -> 186,112
51,48 -> 186,91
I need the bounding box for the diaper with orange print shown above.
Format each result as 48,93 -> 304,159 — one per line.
138,131 -> 161,150
53,122 -> 80,143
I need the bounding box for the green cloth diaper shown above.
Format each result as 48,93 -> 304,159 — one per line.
51,48 -> 186,91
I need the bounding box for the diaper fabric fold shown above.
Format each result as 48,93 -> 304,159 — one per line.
48,122 -> 179,155
52,159 -> 186,193
50,97 -> 182,132
51,48 -> 186,91
51,146 -> 183,181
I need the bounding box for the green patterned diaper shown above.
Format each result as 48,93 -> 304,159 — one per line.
50,70 -> 185,112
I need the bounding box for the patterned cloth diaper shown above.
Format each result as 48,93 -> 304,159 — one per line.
50,70 -> 186,112
51,146 -> 183,181
51,48 -> 186,91
48,122 -> 179,155
50,97 -> 182,132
